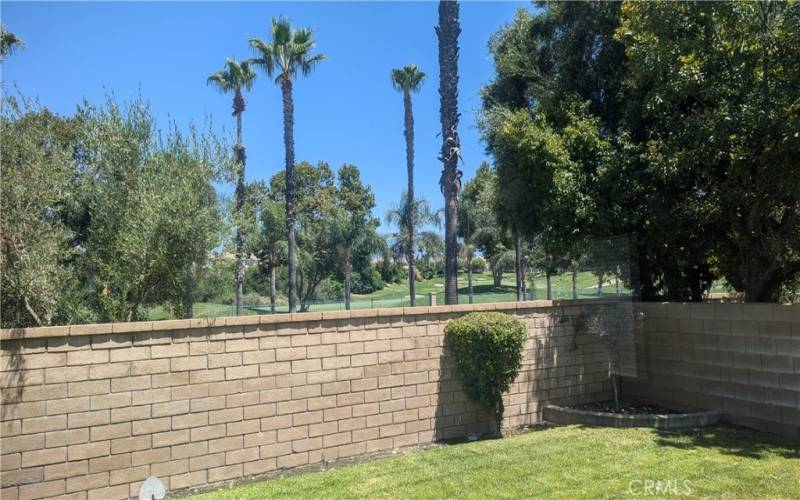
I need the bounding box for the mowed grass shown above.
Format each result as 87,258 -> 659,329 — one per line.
145,270 -> 629,320
191,425 -> 799,499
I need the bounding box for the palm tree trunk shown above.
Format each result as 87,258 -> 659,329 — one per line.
521,255 -> 527,299
467,249 -> 473,304
597,272 -> 604,297
281,78 -> 298,313
269,264 -> 276,314
234,101 -> 245,316
437,0 -> 461,306
572,265 -> 578,300
403,88 -> 416,307
514,232 -> 523,301
344,246 -> 352,310
546,269 -> 552,300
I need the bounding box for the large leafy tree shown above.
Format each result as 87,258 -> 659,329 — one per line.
391,64 -> 426,306
207,57 -> 256,315
437,0 -> 462,305
482,2 -> 717,301
618,1 -> 800,301
72,99 -> 223,321
1,95 -> 225,326
458,162 -> 508,293
1,98 -> 83,327
250,17 -> 326,313
267,161 -> 338,312
332,164 -> 379,310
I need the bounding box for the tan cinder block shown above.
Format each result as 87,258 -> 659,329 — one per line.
208,463 -> 242,483
18,479 -> 65,500
20,447 -> 67,468
66,350 -> 108,366
67,441 -> 110,461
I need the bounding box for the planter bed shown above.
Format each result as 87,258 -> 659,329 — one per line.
543,402 -> 722,429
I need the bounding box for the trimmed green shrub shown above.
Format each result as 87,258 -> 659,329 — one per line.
444,312 -> 527,436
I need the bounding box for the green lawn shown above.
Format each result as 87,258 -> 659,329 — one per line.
190,425 -> 799,499
145,270 -> 629,320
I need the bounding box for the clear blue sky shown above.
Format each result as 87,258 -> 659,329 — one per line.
2,1 -> 530,232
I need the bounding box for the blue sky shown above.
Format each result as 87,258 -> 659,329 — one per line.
2,1 -> 530,232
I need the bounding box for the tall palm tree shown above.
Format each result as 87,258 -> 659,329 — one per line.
0,26 -> 23,60
436,0 -> 462,305
390,65 -> 426,306
250,17 -> 326,313
207,57 -> 256,316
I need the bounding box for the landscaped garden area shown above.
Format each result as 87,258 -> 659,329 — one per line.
192,426 -> 800,499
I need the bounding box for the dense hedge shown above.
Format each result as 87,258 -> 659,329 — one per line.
444,312 -> 527,435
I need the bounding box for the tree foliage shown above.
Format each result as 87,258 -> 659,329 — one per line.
482,0 -> 800,302
0,95 -> 226,327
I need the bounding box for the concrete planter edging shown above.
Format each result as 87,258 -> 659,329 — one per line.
543,404 -> 723,429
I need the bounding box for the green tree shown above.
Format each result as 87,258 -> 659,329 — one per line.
250,17 -> 326,313
391,64 -> 426,306
437,0 -> 462,305
332,164 -> 379,310
1,95 -> 225,326
1,98 -> 84,327
207,57 -> 257,315
618,0 -> 800,302
482,2 -> 718,301
253,184 -> 287,314
267,161 -> 339,312
73,98 -> 223,321
457,162 -> 511,288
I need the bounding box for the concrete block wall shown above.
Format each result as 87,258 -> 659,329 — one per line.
624,303 -> 800,436
0,301 -> 613,499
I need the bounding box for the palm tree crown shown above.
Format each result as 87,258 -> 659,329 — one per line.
391,65 -> 426,93
1,26 -> 23,59
249,17 -> 326,82
207,58 -> 257,114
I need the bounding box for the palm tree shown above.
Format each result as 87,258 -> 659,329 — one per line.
0,26 -> 23,60
250,17 -> 326,313
207,57 -> 256,316
390,65 -> 426,306
436,0 -> 462,305
386,193 -> 441,305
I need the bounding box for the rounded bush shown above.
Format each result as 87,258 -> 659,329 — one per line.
471,256 -> 487,273
444,312 -> 527,435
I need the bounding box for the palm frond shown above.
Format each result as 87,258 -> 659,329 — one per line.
249,17 -> 325,82
391,64 -> 426,93
207,57 -> 256,94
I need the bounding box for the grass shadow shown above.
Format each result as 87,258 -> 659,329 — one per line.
652,425 -> 800,460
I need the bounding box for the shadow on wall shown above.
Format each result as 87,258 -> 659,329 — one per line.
1,330 -> 27,423
432,312 -> 491,441
430,304 -> 619,440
